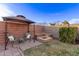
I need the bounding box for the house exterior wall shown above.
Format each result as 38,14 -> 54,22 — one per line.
0,21 -> 44,44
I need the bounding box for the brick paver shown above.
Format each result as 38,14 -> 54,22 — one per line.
0,40 -> 42,56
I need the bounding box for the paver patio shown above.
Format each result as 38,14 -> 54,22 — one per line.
0,40 -> 42,56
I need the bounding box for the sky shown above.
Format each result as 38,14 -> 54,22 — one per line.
0,3 -> 79,24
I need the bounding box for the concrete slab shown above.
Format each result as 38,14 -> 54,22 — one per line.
0,40 -> 42,56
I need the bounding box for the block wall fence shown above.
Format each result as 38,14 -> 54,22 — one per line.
0,21 -> 44,44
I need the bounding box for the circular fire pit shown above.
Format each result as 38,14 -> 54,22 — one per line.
37,35 -> 52,42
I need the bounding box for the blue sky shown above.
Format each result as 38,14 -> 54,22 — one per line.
0,3 -> 79,24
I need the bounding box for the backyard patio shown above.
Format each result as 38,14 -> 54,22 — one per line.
0,15 -> 79,56
0,40 -> 42,56
0,15 -> 44,56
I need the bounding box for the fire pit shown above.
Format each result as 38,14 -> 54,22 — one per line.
37,35 -> 52,42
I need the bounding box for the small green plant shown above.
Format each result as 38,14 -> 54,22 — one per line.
59,27 -> 77,44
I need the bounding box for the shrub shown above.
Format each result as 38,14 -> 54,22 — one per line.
59,27 -> 77,44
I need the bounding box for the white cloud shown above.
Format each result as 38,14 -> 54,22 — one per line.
69,19 -> 79,24
0,4 -> 15,21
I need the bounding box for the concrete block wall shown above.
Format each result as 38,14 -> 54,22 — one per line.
0,22 -> 5,44
29,25 -> 44,35
0,21 -> 44,44
7,22 -> 28,38
29,25 -> 44,38
44,26 -> 59,39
